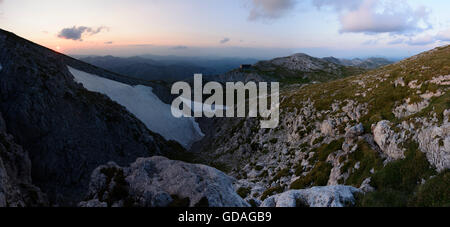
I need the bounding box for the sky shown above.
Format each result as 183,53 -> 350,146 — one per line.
0,0 -> 449,59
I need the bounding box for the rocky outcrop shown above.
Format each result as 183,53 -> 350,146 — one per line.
271,53 -> 340,73
80,156 -> 249,207
260,186 -> 362,207
430,75 -> 450,85
0,29 -> 185,205
393,91 -> 443,119
0,113 -> 47,207
323,57 -> 393,69
359,178 -> 375,193
372,121 -> 405,160
415,111 -> 450,172
320,120 -> 335,136
416,124 -> 450,172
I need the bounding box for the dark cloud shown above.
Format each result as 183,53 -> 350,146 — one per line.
172,45 -> 188,50
104,41 -> 113,44
57,26 -> 108,41
314,0 -> 431,35
247,0 -> 297,21
220,38 -> 230,44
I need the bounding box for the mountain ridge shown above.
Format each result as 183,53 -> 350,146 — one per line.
191,45 -> 450,207
0,28 -> 186,205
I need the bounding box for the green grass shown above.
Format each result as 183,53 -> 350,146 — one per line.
290,162 -> 332,190
409,170 -> 450,207
236,187 -> 251,199
309,139 -> 344,164
292,139 -> 343,185
261,186 -> 284,201
357,142 -> 438,207
341,140 -> 384,187
272,168 -> 291,183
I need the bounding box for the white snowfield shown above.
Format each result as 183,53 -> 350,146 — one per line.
179,96 -> 228,116
68,67 -> 204,148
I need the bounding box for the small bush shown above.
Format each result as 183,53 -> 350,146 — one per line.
410,170 -> 450,207
237,187 -> 251,199
261,186 -> 284,201
357,142 -> 437,207
272,168 -> 291,182
290,162 -> 332,189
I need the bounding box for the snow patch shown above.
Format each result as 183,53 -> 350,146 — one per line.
68,66 -> 204,148
179,96 -> 228,116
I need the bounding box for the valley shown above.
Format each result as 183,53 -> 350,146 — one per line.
0,28 -> 448,207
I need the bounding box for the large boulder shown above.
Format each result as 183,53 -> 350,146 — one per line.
345,123 -> 364,139
260,186 -> 362,207
320,120 -> 335,136
80,156 -> 250,207
372,121 -> 405,160
415,113 -> 450,172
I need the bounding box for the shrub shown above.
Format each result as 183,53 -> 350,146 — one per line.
272,168 -> 291,183
237,187 -> 251,199
261,186 -> 284,201
342,140 -> 384,187
357,142 -> 437,207
410,170 -> 450,207
290,162 -> 332,189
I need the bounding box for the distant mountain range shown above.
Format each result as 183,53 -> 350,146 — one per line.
202,53 -> 366,85
77,54 -> 393,84
322,57 -> 394,69
78,55 -> 259,82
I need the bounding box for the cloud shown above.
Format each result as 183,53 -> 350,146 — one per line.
436,29 -> 450,42
388,38 -> 405,45
104,41 -> 113,44
362,39 -> 378,45
247,0 -> 297,21
172,45 -> 188,50
314,0 -> 431,35
220,38 -> 230,44
407,35 -> 435,46
387,28 -> 450,46
313,0 -> 360,11
57,26 -> 108,41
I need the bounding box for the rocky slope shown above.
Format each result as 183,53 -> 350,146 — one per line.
202,53 -> 364,85
1,28 -> 447,207
323,57 -> 394,70
191,45 -> 450,207
261,186 -> 362,207
0,29 -> 187,206
0,112 -> 48,206
79,156 -> 249,207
